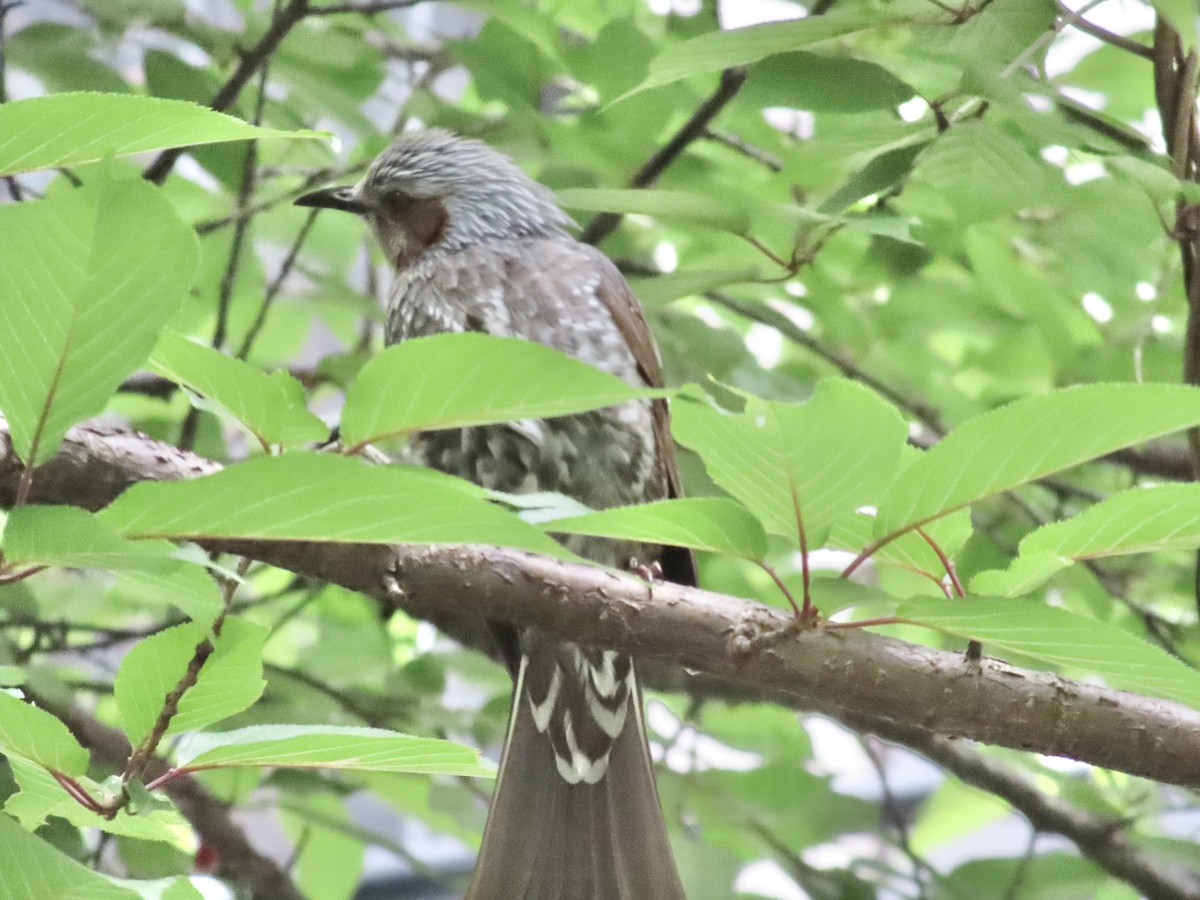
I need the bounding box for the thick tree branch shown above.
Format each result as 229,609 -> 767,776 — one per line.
856,717 -> 1200,900
3,420 -> 1199,792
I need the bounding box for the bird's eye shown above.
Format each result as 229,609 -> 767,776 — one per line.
379,188 -> 416,215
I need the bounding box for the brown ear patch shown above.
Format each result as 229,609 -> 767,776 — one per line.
380,192 -> 449,266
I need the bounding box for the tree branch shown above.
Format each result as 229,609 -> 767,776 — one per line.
142,0 -> 311,185
854,717 -> 1200,900
580,68 -> 749,246
3,419 -> 1200,791
1054,0 -> 1154,60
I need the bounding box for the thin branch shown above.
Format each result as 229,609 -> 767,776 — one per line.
581,68 -> 749,245
865,719 -> 1200,900
143,0 -> 311,185
1153,18 -> 1200,621
706,290 -> 946,434
703,128 -> 783,171
121,559 -> 246,793
1054,0 -> 1154,59
264,662 -> 391,726
859,735 -> 935,898
308,0 -> 423,12
179,40 -> 275,447
235,208 -> 319,359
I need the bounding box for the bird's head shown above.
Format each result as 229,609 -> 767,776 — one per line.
296,129 -> 572,269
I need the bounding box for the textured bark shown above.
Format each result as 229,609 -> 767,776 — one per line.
3,417 -> 1199,790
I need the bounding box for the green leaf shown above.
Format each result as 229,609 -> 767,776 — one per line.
114,619 -> 267,745
546,498 -> 767,559
556,188 -> 752,235
972,484 -> 1200,596
617,9 -> 886,100
149,330 -> 327,449
909,122 -> 1049,223
2,506 -> 222,621
831,508 -> 972,583
896,597 -> 1200,709
0,170 -> 198,465
340,333 -> 663,449
4,758 -> 183,842
743,51 -> 914,113
877,384 -> 1200,537
968,553 -> 1070,598
627,269 -> 760,309
99,453 -> 567,557
173,724 -> 495,777
0,92 -> 326,176
0,812 -> 137,900
1022,483 -> 1200,560
672,380 -> 907,547
0,691 -> 88,775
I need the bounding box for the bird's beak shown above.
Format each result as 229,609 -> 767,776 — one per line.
294,185 -> 372,215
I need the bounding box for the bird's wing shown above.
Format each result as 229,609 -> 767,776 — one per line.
589,246 -> 698,587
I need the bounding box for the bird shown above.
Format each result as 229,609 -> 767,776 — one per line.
297,129 -> 694,899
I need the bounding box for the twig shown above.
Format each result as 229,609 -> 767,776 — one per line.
858,735 -> 935,898
143,0 -> 311,185
867,720 -> 1200,900
308,0 -> 422,12
1053,0 -> 1153,59
706,290 -> 946,434
703,128 -> 783,171
236,208 -> 319,359
179,38 -> 275,448
0,564 -> 45,585
120,558 -> 249,797
581,68 -> 749,245
264,662 -> 389,726
1153,19 -> 1200,620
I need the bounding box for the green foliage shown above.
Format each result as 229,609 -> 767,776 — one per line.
340,332 -> 664,449
0,812 -> 137,900
547,497 -> 768,559
0,92 -> 325,176
0,692 -> 88,775
99,452 -> 568,555
115,618 -> 267,743
0,170 -> 197,465
876,384 -> 1200,534
173,724 -> 496,777
3,506 -> 221,621
149,330 -> 327,450
897,597 -> 1200,707
674,379 -> 907,547
1,0 -> 1199,897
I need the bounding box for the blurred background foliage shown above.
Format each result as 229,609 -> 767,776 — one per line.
3,0 -> 1200,897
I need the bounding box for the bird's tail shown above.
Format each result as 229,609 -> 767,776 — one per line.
464,638 -> 686,900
